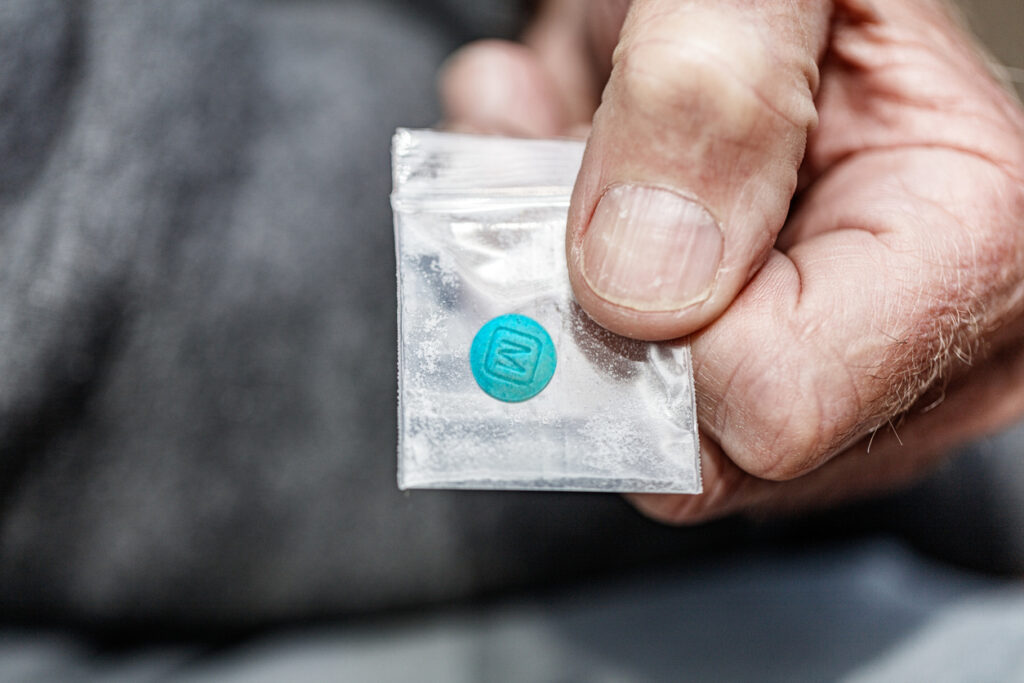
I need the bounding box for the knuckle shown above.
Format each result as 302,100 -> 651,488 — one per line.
611,12 -> 816,136
614,39 -> 759,135
734,408 -> 821,481
723,366 -> 853,482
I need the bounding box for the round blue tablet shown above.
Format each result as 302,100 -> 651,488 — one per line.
469,314 -> 556,402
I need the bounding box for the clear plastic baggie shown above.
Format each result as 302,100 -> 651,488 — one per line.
391,128 -> 702,494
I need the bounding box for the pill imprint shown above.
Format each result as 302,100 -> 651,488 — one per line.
470,314 -> 556,402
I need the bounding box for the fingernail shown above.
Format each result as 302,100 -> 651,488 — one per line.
581,185 -> 722,311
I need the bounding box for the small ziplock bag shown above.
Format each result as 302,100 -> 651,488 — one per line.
391,128 -> 702,493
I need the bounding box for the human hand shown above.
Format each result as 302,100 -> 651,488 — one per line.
441,0 -> 1024,521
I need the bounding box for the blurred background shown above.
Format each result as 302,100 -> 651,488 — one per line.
961,0 -> 1024,100
0,1 -> 1022,681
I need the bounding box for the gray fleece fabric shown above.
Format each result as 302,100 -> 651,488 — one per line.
0,0 -> 738,632
0,0 -> 1021,635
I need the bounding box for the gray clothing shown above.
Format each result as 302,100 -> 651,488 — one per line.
4,541 -> 1024,682
0,0 -> 1022,648
0,0 -> 738,631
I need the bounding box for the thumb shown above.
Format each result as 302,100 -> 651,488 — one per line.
567,0 -> 833,340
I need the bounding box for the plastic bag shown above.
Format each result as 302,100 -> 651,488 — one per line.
391,128 -> 701,493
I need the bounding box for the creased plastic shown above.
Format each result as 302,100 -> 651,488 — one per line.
391,129 -> 701,493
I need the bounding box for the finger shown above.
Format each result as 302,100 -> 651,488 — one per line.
632,328 -> 1024,524
439,40 -> 567,137
627,436 -> 766,524
695,143 -> 1024,484
630,0 -> 1024,522
567,0 -> 833,340
520,0 -> 623,125
688,0 -> 1024,484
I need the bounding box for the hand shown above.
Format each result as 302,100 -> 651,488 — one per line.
441,0 -> 1024,522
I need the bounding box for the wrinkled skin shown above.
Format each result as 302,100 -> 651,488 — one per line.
442,0 -> 1024,522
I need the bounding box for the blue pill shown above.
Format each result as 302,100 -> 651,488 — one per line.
470,314 -> 556,402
